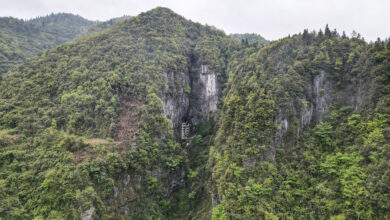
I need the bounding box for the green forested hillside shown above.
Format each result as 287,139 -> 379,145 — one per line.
0,7 -> 389,220
0,7 -> 240,219
0,31 -> 23,75
0,13 -> 95,75
211,30 -> 390,219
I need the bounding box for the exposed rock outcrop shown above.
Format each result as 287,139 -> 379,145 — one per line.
161,64 -> 219,131
314,71 -> 332,122
80,207 -> 95,220
162,71 -> 191,130
274,71 -> 331,149
190,65 -> 219,124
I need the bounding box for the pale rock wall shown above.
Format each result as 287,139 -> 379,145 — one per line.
314,71 -> 332,122
161,71 -> 190,129
190,65 -> 219,124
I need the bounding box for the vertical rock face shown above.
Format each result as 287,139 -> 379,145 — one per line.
199,72 -> 218,113
275,71 -> 331,149
190,65 -> 219,124
274,106 -> 289,148
161,71 -> 190,129
299,102 -> 314,135
161,64 -> 219,130
350,76 -> 368,112
275,118 -> 288,147
271,69 -> 371,157
313,71 -> 332,122
275,69 -> 369,148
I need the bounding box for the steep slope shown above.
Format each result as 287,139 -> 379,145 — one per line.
0,13 -> 95,75
210,32 -> 390,219
0,7 -> 240,219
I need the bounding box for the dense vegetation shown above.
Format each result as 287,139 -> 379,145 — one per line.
0,7 -> 240,219
211,29 -> 390,219
0,7 -> 389,220
0,13 -> 96,75
230,33 -> 270,46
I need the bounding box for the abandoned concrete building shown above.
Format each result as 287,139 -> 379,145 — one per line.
181,122 -> 190,139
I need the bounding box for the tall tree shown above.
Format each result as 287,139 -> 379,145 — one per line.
325,24 -> 332,37
302,29 -> 311,44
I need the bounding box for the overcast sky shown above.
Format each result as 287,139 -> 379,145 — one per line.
1,0 -> 389,41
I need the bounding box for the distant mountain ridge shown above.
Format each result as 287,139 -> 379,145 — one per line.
82,15 -> 132,36
230,33 -> 269,46
0,13 -> 132,75
0,13 -> 95,74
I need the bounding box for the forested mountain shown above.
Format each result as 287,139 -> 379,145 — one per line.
0,13 -> 132,76
0,13 -> 96,75
82,15 -> 132,37
211,29 -> 390,219
230,33 -> 269,46
0,7 -> 389,220
0,7 -> 240,219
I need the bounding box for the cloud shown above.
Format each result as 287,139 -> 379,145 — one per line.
1,0 -> 389,41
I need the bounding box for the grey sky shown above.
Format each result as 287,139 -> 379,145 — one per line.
0,0 -> 388,41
